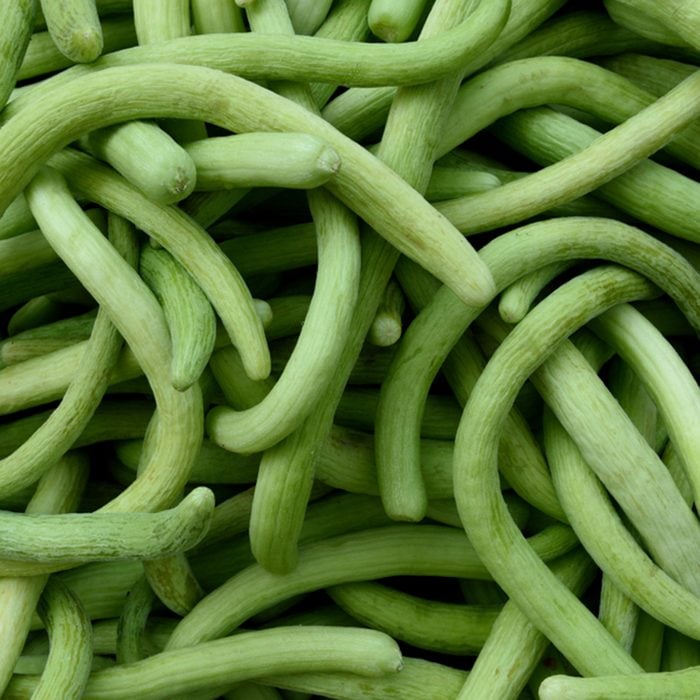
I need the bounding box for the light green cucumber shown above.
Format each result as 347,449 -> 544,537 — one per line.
285,0 -> 334,35
31,578 -> 92,700
426,167 -> 500,201
26,170 -> 204,513
0,454 -> 86,696
40,0 -> 104,63
368,0 -> 429,43
367,279 -> 405,347
539,667 -> 700,700
191,0 -> 245,33
50,148 -> 270,384
0,63 -> 497,310
0,194 -> 36,241
604,0 -> 700,49
185,133 -> 340,191
133,0 -> 190,44
168,523 -> 578,649
140,246 -> 217,391
19,16 -> 134,79
0,487 -> 214,574
81,121 -> 197,204
0,0 -> 36,108
328,580 -> 500,654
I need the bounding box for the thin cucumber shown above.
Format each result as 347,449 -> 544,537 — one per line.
0,0 -> 36,108
115,575 -> 154,663
436,71 -> 700,238
4,0 -> 513,100
328,580 -> 500,654
31,578 -> 92,700
167,523 -> 578,649
191,0 -> 244,34
140,246 -> 217,391
259,657 -> 466,700
456,550 -> 596,700
0,454 -> 86,696
440,56 -> 700,169
0,487 -> 214,573
589,304 -> 700,506
133,0 -> 190,44
185,133 -> 340,190
206,193 -> 360,454
77,627 -> 401,700
487,106 -> 700,241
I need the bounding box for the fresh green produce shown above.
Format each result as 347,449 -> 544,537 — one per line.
0,1 -> 698,698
